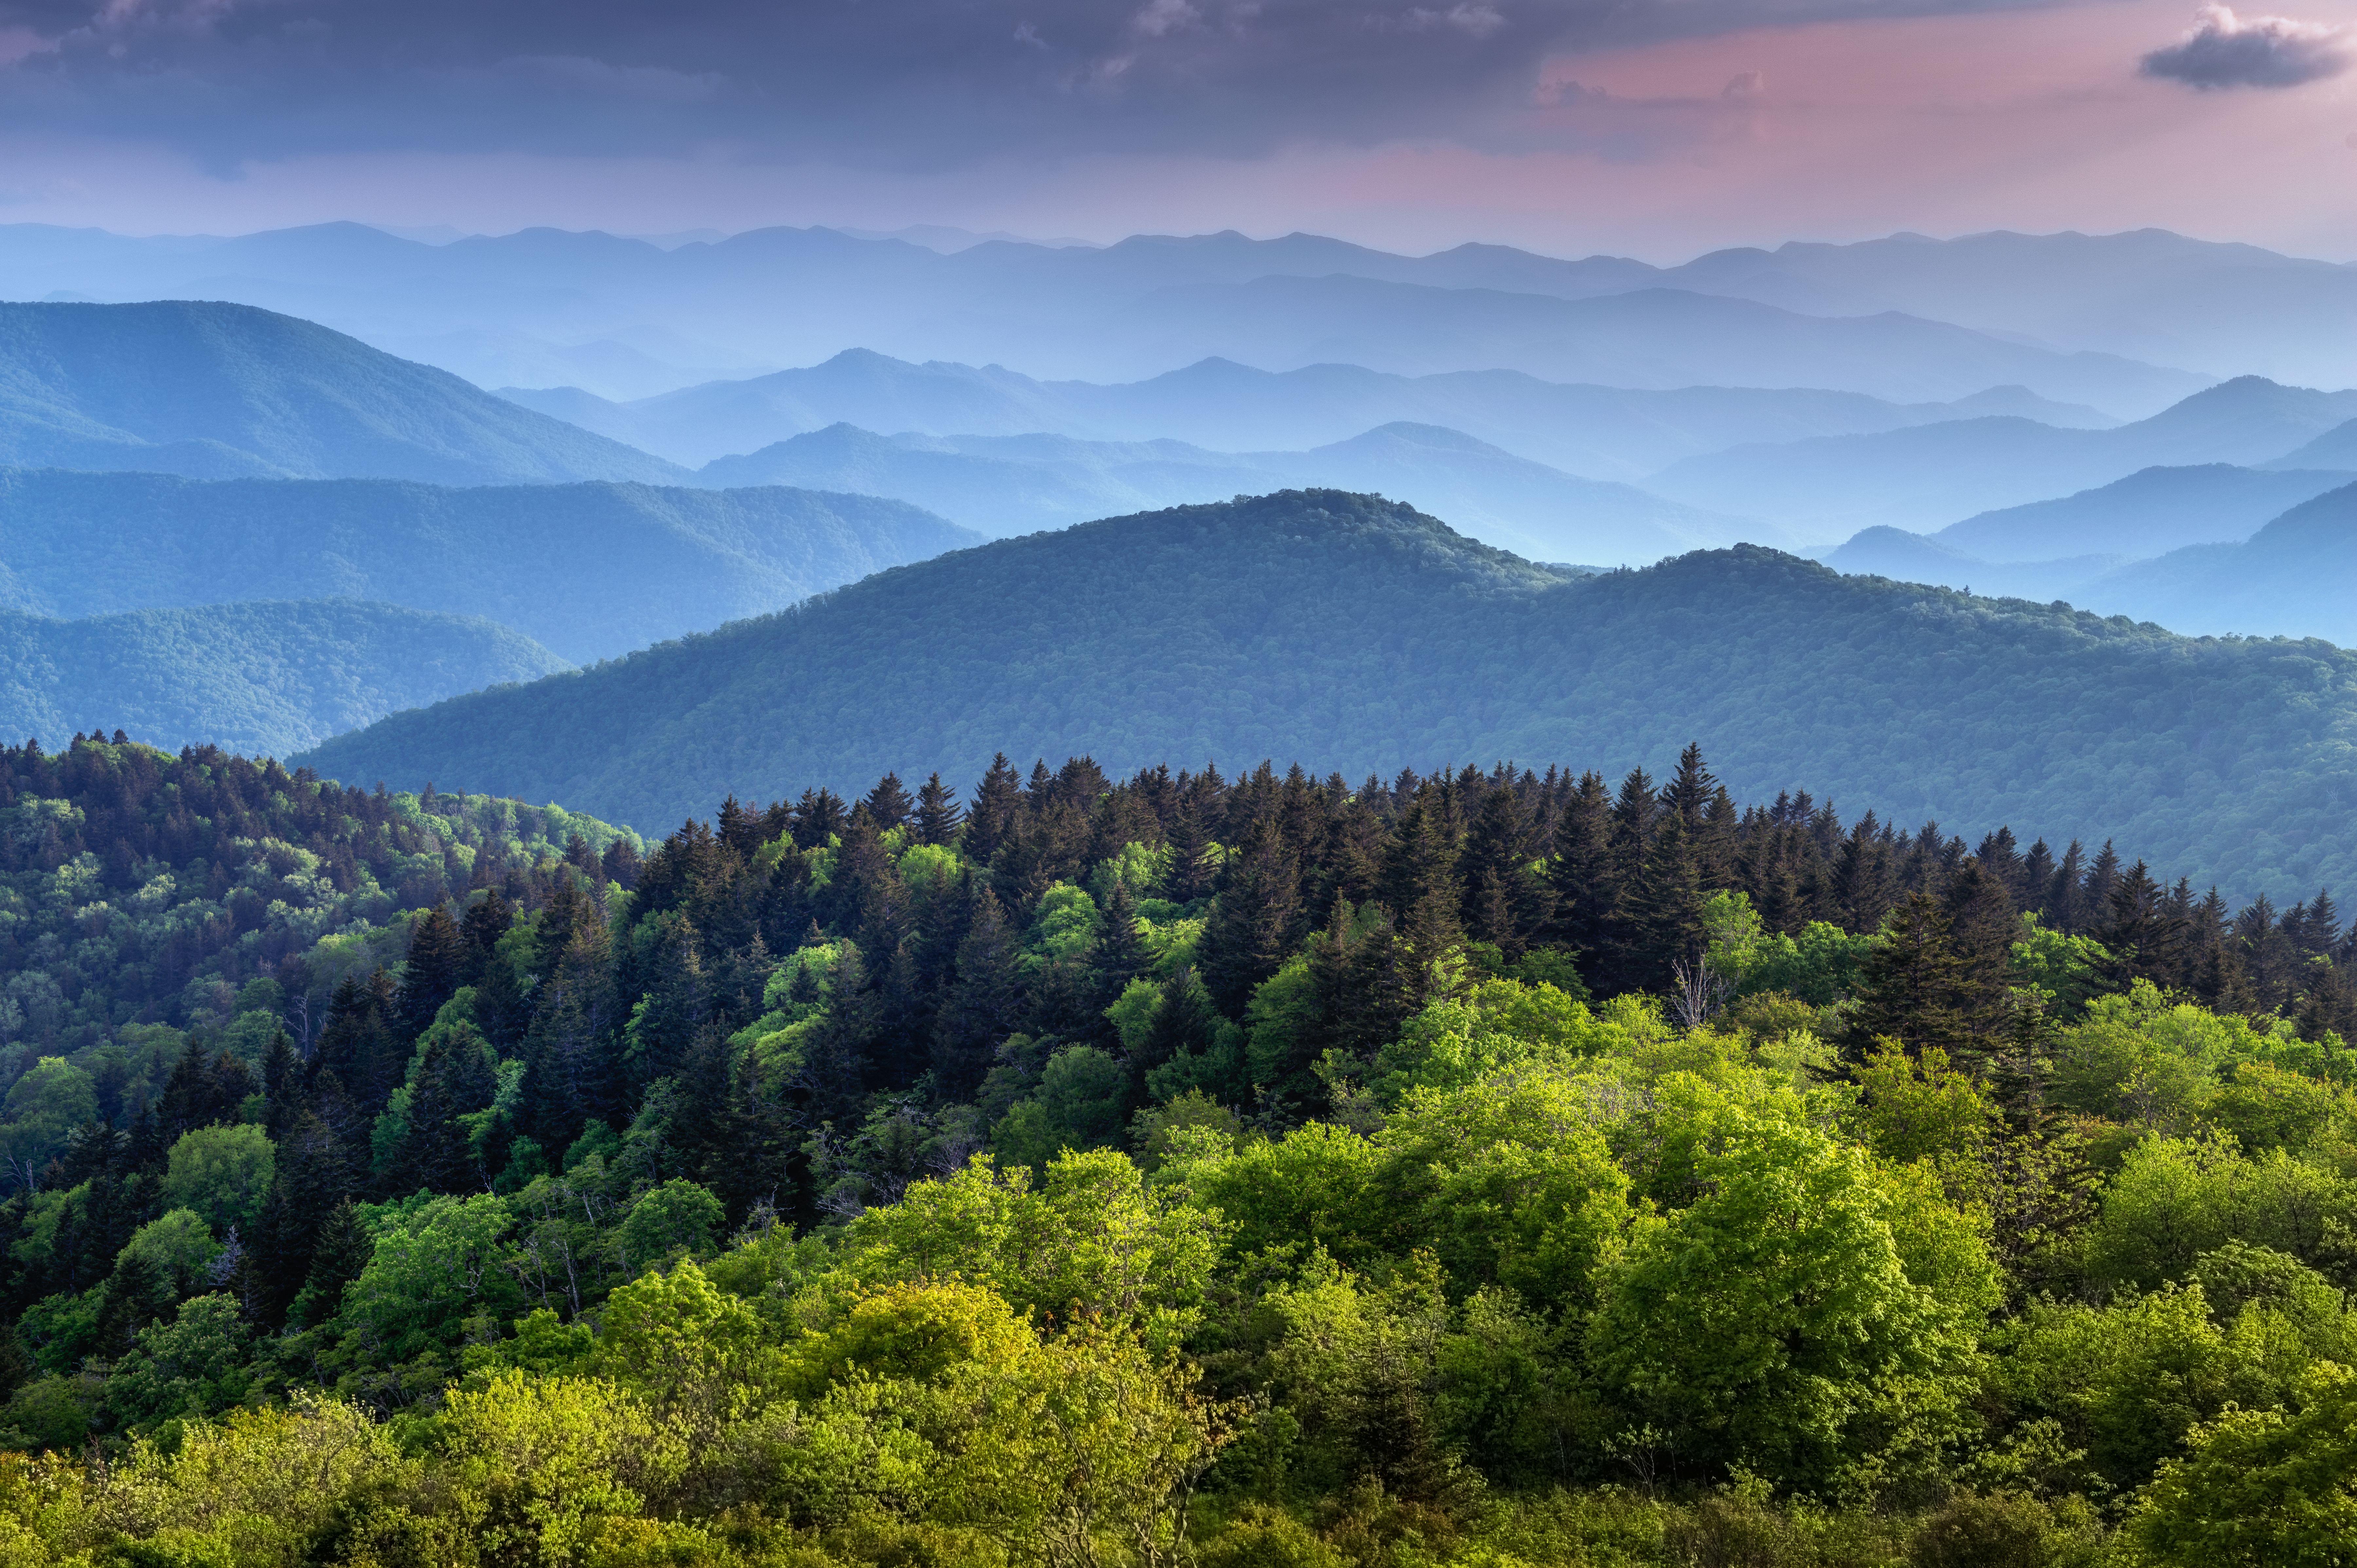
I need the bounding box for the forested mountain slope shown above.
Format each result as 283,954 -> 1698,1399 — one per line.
0,301 -> 681,484
0,600 -> 565,756
0,469 -> 977,662
297,490 -> 2357,899
0,734 -> 2350,1559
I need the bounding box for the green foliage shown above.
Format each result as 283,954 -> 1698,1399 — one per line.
992,1046 -> 1129,1170
161,1124 -> 275,1237
1587,1103 -> 1998,1490
296,497 -> 2357,904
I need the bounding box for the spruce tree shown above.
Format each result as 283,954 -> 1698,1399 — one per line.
1840,893 -> 1970,1062
914,772 -> 964,846
397,903 -> 465,1040
1197,817 -> 1304,1016
1940,857 -> 2018,1054
963,755 -> 1023,867
864,773 -> 915,833
931,886 -> 1025,1100
1133,965 -> 1219,1106
1619,809 -> 1706,994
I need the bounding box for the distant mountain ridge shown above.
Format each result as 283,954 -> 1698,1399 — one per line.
694,419 -> 1774,561
0,301 -> 683,485
0,221 -> 2299,400
1829,479 -> 2357,649
0,469 -> 977,663
1650,376 -> 2357,535
500,347 -> 2117,477
0,599 -> 565,757
296,489 -> 2357,900
1933,464 -> 2355,561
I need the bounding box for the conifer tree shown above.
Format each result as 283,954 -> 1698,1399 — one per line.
914,772 -> 964,846
1545,770 -> 1612,961
1840,893 -> 1970,1062
1095,880 -> 1148,1002
1940,857 -> 2018,1052
1619,808 -> 1707,994
1459,783 -> 1546,957
396,903 -> 465,1040
964,754 -> 1023,867
1164,799 -> 1215,903
931,885 -> 1024,1100
864,773 -> 914,833
1198,818 -> 1304,1016
791,787 -> 847,849
1133,966 -> 1219,1106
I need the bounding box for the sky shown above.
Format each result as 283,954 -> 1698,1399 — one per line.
0,0 -> 2352,259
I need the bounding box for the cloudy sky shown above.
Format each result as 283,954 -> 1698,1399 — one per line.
0,0 -> 2352,257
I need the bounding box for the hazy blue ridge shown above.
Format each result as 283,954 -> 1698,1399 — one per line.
0,222 -> 2250,403
688,418 -> 1771,562
503,346 -> 2126,475
1932,463 -> 2355,561
0,468 -> 979,662
1648,376 -> 2357,535
0,300 -> 684,484
294,488 -> 2357,901
0,599 -> 567,757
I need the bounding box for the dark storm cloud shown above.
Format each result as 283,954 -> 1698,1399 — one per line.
0,0 -> 2064,165
2140,5 -> 2349,88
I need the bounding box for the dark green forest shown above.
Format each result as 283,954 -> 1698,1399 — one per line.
0,735 -> 2350,1562
0,600 -> 567,757
297,491 -> 2357,902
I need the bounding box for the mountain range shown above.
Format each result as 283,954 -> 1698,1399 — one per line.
0,301 -> 681,485
1650,377 -> 2357,535
13,221 -> 2338,402
1827,479 -> 2357,648
0,469 -> 977,663
0,599 -> 564,757
695,421 -> 1768,560
295,491 -> 2357,900
500,347 -> 2115,478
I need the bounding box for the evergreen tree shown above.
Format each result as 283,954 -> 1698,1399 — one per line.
1940,857 -> 2019,1054
1133,966 -> 1219,1107
311,969 -> 403,1120
914,772 -> 964,846
396,903 -> 465,1040
931,885 -> 1025,1100
1619,809 -> 1707,994
288,1199 -> 372,1329
863,773 -> 915,833
963,755 -> 1023,867
1840,893 -> 1969,1062
791,787 -> 847,849
1459,783 -> 1546,957
1197,818 -> 1304,1016
1544,770 -> 1613,963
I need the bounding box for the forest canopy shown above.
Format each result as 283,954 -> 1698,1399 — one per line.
298,490 -> 2357,901
0,738 -> 2349,1562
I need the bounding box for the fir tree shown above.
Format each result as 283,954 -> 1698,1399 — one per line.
931,885 -> 1025,1100
1197,817 -> 1304,1016
396,903 -> 465,1040
863,773 -> 914,833
914,772 -> 964,846
963,755 -> 1023,867
1840,893 -> 1970,1062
